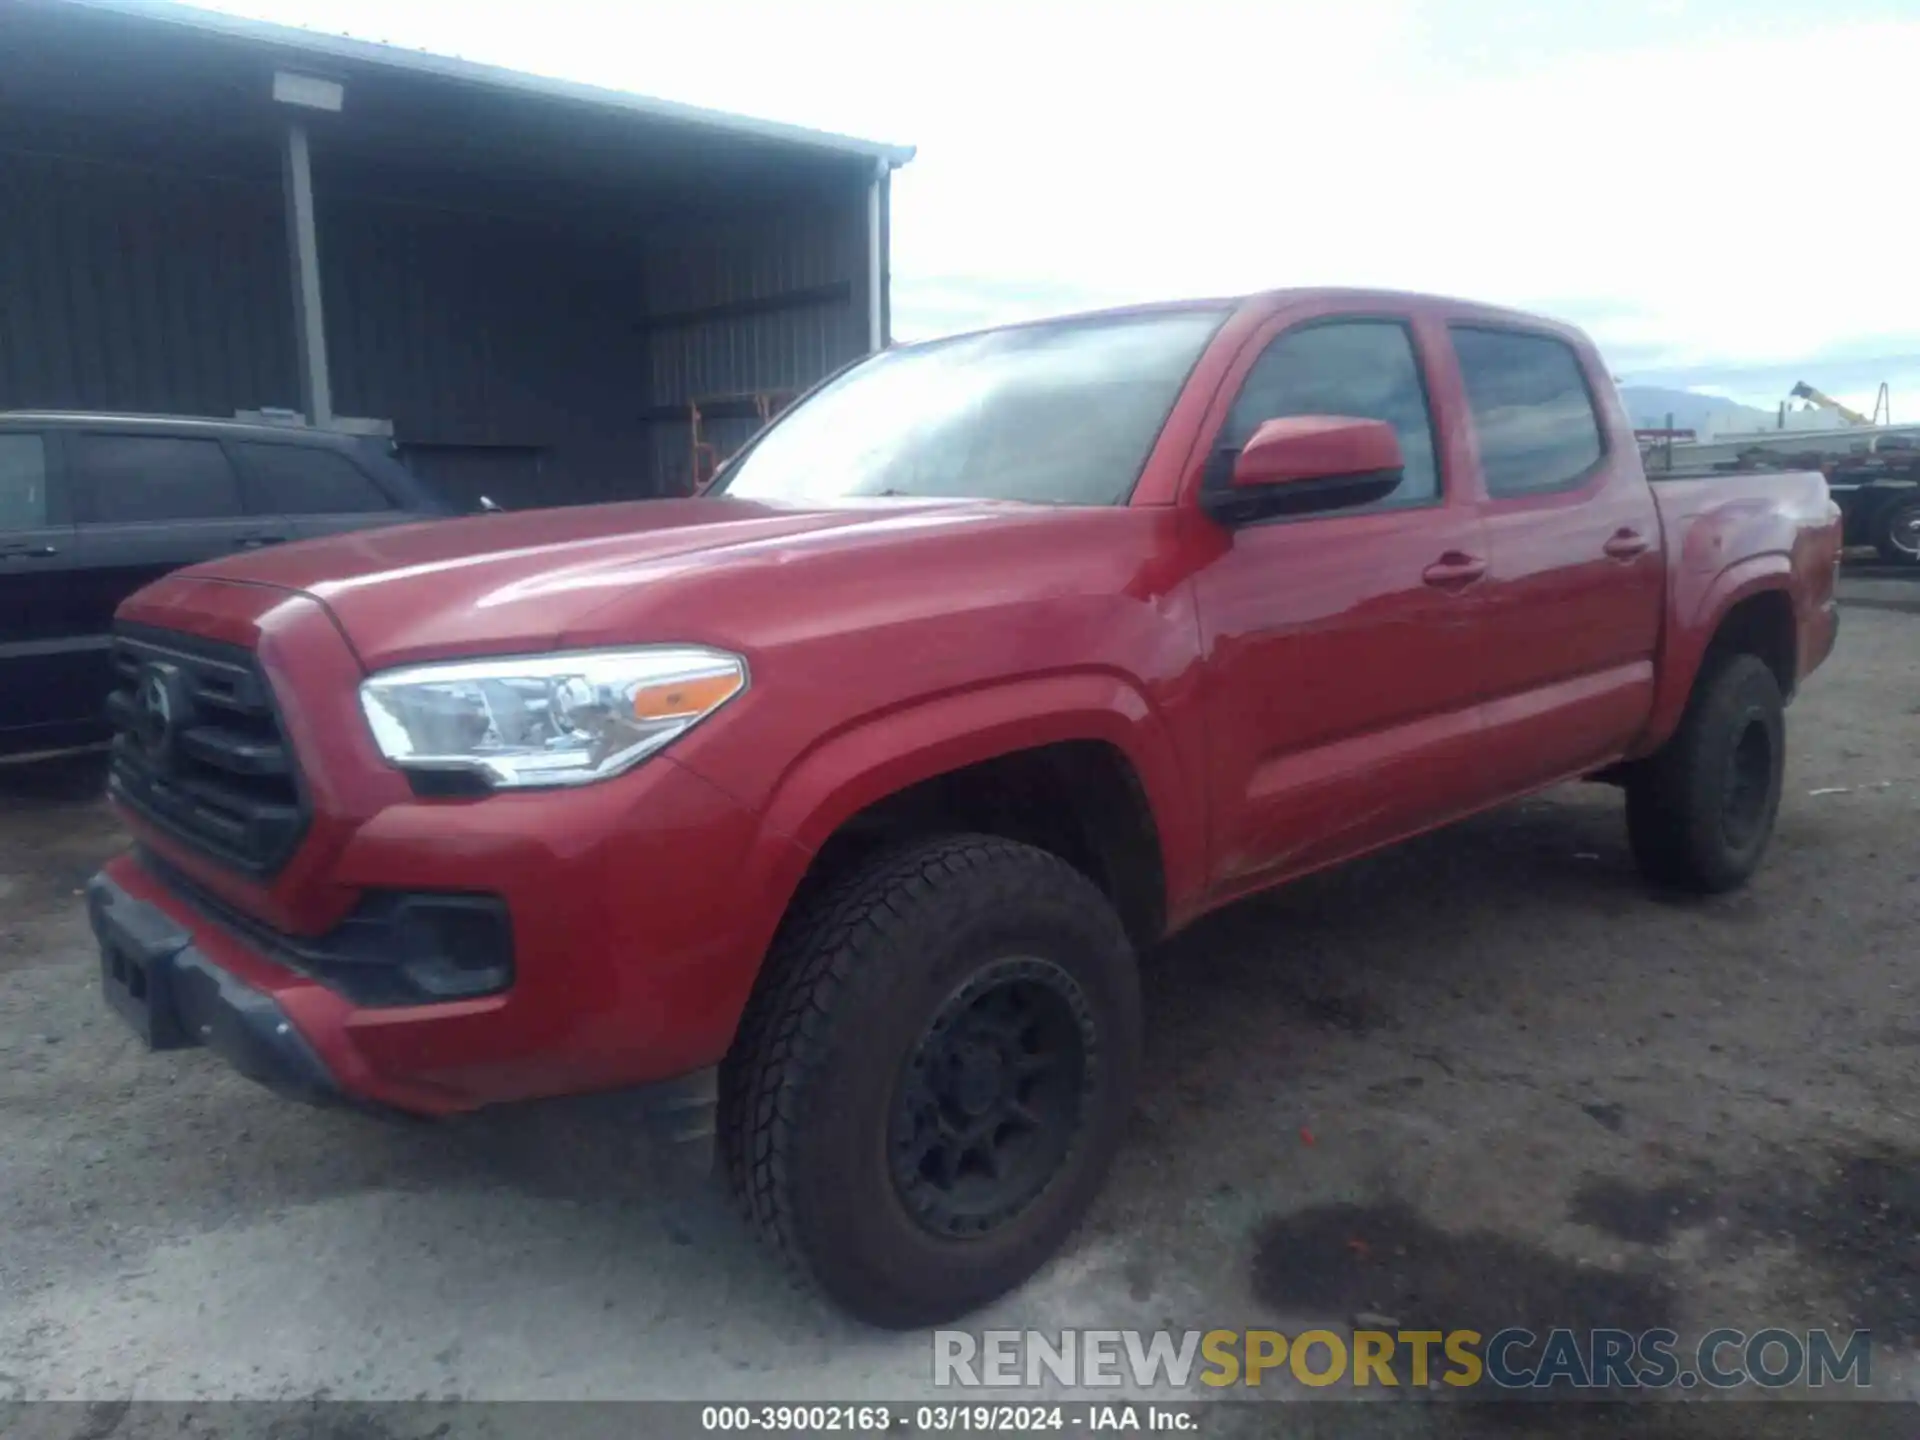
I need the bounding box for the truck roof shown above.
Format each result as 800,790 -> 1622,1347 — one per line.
904,288 -> 1587,348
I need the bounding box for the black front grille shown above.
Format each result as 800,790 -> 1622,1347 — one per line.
107,625 -> 309,878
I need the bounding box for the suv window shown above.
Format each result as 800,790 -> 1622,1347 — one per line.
1221,320 -> 1439,508
73,435 -> 243,523
235,442 -> 394,515
0,434 -> 49,530
1451,327 -> 1605,495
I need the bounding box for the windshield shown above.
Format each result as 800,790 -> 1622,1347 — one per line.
712,309 -> 1225,506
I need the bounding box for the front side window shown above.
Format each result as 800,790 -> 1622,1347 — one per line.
713,310 -> 1226,507
0,434 -> 48,530
1220,320 -> 1440,509
1451,327 -> 1605,496
74,435 -> 242,523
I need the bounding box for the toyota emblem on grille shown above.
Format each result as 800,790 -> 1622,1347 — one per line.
133,663 -> 181,759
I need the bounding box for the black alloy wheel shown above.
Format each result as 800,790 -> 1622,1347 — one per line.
890,957 -> 1095,1240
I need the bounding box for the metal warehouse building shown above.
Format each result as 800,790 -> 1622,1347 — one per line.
0,0 -> 913,506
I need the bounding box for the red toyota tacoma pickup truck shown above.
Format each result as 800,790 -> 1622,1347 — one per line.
89,290 -> 1840,1326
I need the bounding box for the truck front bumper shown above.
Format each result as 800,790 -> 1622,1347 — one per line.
91,865 -> 722,1149
88,841 -> 730,1151
90,871 -> 343,1106
93,705 -> 795,1119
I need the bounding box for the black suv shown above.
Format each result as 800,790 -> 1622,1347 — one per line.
0,413 -> 457,759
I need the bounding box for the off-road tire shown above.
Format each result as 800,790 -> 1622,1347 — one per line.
720,835 -> 1141,1328
1626,652 -> 1786,893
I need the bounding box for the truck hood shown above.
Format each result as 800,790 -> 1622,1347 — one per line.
187,496 -> 1021,668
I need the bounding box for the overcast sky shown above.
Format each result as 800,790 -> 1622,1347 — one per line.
209,0 -> 1920,415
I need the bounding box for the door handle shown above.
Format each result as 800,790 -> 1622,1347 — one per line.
1603,528 -> 1650,561
0,542 -> 58,558
234,534 -> 288,549
1422,552 -> 1488,588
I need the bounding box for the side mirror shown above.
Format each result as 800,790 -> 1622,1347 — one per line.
1206,415 -> 1405,524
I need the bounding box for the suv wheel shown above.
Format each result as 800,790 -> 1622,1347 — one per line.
721,835 -> 1141,1328
1626,652 -> 1786,893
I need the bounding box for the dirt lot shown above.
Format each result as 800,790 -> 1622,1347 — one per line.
1,569 -> 1916,1417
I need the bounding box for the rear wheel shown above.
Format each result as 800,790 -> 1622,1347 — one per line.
720,835 -> 1140,1328
1626,652 -> 1786,893
1872,495 -> 1920,566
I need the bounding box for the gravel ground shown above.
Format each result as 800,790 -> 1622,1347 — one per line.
1,568 -> 1915,1421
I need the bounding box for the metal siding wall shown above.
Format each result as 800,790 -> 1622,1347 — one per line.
319,195 -> 651,506
642,194 -> 868,494
0,150 -> 296,415
0,149 -> 877,507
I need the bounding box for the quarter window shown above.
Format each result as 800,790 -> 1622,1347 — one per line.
1220,320 -> 1440,509
0,434 -> 48,530
1451,327 -> 1605,496
235,443 -> 393,515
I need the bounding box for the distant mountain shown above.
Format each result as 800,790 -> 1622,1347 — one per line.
1618,385 -> 1770,433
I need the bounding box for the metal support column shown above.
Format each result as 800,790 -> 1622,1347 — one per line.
282,121 -> 334,427
866,160 -> 886,354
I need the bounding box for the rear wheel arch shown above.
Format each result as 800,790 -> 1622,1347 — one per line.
1703,588 -> 1797,697
1641,564 -> 1798,754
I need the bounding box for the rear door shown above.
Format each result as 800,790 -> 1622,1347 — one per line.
231,440 -> 410,541
1447,325 -> 1665,792
68,431 -> 272,652
1189,310 -> 1493,895
0,430 -> 93,746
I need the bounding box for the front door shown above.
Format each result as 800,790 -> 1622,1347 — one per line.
1190,314 -> 1491,896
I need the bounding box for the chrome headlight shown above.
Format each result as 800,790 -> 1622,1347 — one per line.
358,646 -> 747,789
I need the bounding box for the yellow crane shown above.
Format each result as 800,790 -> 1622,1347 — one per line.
1787,380 -> 1890,427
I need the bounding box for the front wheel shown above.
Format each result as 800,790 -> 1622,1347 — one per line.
720,835 -> 1141,1328
1626,652 -> 1786,893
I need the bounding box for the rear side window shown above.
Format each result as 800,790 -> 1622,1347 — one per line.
0,434 -> 49,529
1221,320 -> 1440,508
235,443 -> 394,515
1452,327 -> 1605,496
73,435 -> 242,523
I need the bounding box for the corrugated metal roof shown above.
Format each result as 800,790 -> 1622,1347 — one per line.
55,0 -> 917,170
